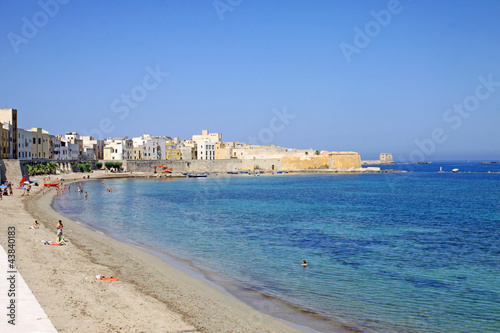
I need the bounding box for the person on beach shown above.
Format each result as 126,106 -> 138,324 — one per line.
56,220 -> 63,243
302,260 -> 308,267
32,220 -> 40,229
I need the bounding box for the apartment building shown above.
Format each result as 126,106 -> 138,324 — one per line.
0,108 -> 18,159
17,128 -> 32,160
30,128 -> 50,159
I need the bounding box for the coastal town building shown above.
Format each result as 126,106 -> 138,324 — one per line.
51,136 -> 69,160
192,130 -> 221,144
197,139 -> 215,160
0,108 -> 18,159
165,146 -> 181,160
104,138 -> 133,160
0,126 -> 9,159
215,142 -> 232,159
30,127 -> 50,159
63,132 -> 84,158
180,140 -> 198,160
133,145 -> 143,160
179,146 -> 195,160
132,134 -> 167,160
379,153 -> 394,163
81,136 -> 104,160
17,128 -> 32,160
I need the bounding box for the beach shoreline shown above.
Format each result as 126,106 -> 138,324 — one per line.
0,171 -> 347,332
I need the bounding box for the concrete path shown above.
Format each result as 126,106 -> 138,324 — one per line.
0,243 -> 57,333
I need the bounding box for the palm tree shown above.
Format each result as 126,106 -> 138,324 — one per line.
27,165 -> 36,176
47,162 -> 59,174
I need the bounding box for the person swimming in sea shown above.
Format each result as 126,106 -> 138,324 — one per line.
302,260 -> 308,267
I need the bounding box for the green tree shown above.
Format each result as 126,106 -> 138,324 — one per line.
27,165 -> 36,176
84,163 -> 91,172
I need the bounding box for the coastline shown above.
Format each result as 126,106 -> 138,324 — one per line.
0,172 -> 306,332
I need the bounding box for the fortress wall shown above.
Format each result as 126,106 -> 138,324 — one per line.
328,152 -> 361,169
123,159 -> 283,173
123,159 -> 243,173
0,159 -> 29,184
241,158 -> 282,171
281,155 -> 328,170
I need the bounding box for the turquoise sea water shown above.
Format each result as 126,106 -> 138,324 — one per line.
53,162 -> 500,332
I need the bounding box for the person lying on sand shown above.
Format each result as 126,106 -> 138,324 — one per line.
58,236 -> 67,245
30,220 -> 40,229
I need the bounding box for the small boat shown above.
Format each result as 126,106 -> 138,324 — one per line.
452,169 -> 459,173
227,171 -> 238,174
44,183 -> 59,187
188,174 -> 207,178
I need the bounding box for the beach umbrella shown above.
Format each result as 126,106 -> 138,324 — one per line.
31,179 -> 38,181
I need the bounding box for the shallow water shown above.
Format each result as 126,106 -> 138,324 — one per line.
54,162 -> 500,332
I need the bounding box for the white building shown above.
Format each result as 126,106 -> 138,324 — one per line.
81,136 -> 104,160
67,142 -> 80,160
132,134 -> 166,160
104,138 -> 133,160
196,139 -> 215,160
17,128 -> 32,160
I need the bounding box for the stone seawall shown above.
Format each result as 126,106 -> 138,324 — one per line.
123,159 -> 282,173
0,159 -> 28,184
0,159 -> 98,184
281,155 -> 329,170
328,152 -> 361,169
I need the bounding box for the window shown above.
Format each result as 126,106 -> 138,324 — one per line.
33,138 -> 36,144
38,138 -> 41,144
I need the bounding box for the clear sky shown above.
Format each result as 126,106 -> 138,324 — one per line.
1,0 -> 499,160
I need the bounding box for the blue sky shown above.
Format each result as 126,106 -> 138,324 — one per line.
1,0 -> 499,160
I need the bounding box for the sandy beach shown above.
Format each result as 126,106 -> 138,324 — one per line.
0,172 -> 303,332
